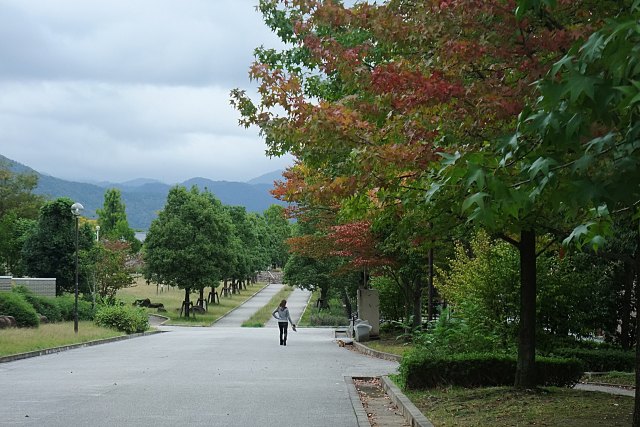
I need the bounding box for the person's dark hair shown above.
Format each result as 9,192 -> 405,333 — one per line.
279,299 -> 287,308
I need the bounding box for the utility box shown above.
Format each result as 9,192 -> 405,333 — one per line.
354,320 -> 372,342
357,289 -> 380,337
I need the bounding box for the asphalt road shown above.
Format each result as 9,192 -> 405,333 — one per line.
0,326 -> 398,426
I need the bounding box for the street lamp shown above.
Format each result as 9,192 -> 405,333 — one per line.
71,202 -> 84,334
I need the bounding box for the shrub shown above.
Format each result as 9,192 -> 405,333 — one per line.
550,348 -> 635,372
56,294 -> 96,321
309,311 -> 348,327
399,351 -> 583,390
12,286 -> 62,322
94,305 -> 149,334
0,291 -> 40,327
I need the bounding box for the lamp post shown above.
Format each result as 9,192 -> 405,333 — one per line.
71,202 -> 84,334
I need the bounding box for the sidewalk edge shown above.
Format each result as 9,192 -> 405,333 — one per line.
381,375 -> 435,427
0,330 -> 163,364
344,375 -> 370,427
352,340 -> 402,362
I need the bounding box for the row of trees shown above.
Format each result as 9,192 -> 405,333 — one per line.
143,186 -> 291,317
232,0 -> 640,412
0,163 -> 291,311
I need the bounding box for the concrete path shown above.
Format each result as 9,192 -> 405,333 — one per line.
0,327 -> 398,427
575,383 -> 635,397
213,283 -> 284,327
265,287 -> 312,327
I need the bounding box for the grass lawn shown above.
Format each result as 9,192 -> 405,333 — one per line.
241,285 -> 293,327
118,277 -> 268,326
402,385 -> 633,426
366,328 -> 413,356
0,321 -> 123,357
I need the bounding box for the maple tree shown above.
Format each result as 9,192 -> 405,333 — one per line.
235,0 -> 625,388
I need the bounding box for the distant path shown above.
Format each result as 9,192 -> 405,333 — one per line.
213,283 -> 284,327
265,287 -> 312,327
575,383 -> 635,397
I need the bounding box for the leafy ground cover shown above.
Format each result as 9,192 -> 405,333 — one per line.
118,277 -> 268,326
242,285 -> 293,327
0,321 -> 123,357
402,385 -> 633,426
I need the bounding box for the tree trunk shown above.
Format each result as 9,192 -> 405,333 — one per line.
633,232 -> 640,427
427,247 -> 435,322
515,229 -> 537,388
184,287 -> 190,318
342,287 -> 352,319
319,285 -> 330,309
199,288 -> 205,308
621,262 -> 635,349
411,277 -> 423,329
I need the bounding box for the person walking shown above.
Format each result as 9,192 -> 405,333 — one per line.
272,299 -> 296,346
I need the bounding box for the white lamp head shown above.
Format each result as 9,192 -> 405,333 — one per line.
70,202 -> 84,217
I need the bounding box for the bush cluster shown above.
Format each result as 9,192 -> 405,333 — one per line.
399,351 -> 584,390
12,286 -> 62,322
0,291 -> 40,327
550,348 -> 635,372
94,305 -> 149,334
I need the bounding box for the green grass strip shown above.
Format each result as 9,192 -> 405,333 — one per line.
242,285 -> 293,327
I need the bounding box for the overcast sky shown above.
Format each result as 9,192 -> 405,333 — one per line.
0,0 -> 294,184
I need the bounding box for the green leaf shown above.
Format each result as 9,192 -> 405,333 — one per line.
528,157 -> 554,180
466,165 -> 486,190
462,192 -> 488,213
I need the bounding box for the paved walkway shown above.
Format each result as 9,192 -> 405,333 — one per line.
213,284 -> 311,328
213,283 -> 284,327
0,327 -> 398,426
575,383 -> 635,397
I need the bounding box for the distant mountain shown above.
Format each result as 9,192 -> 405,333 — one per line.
246,169 -> 284,185
1,154 -> 284,230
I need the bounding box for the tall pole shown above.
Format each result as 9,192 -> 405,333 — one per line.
74,214 -> 79,334
71,202 -> 83,334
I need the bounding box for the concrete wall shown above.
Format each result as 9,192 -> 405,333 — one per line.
357,288 -> 380,337
12,278 -> 56,297
0,276 -> 11,292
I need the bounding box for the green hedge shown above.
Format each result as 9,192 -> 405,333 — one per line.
94,305 -> 149,334
550,348 -> 635,372
0,291 -> 40,327
12,286 -> 63,322
399,351 -> 584,390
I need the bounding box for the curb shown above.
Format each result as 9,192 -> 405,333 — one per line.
0,330 -> 164,364
381,376 -> 435,427
352,340 -> 402,362
344,376 -> 371,427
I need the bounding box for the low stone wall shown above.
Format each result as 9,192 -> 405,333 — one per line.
11,278 -> 56,297
0,276 -> 11,292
